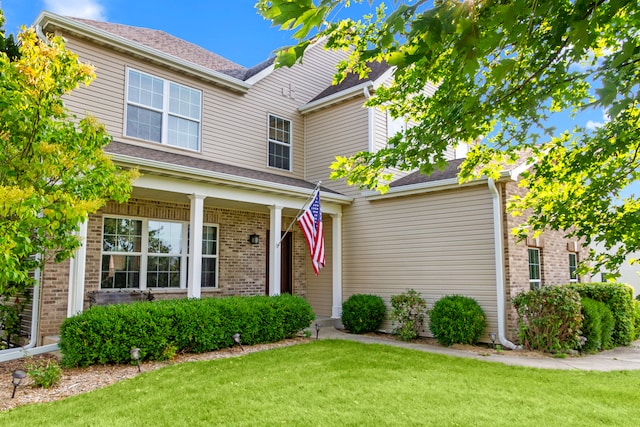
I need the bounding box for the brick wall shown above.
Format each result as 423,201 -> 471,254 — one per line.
37,198 -> 310,343
502,181 -> 589,341
38,258 -> 71,340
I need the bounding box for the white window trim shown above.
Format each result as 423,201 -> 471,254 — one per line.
528,247 -> 542,290
124,67 -> 202,151
267,113 -> 292,171
101,215 -> 190,290
569,252 -> 578,283
201,223 -> 219,288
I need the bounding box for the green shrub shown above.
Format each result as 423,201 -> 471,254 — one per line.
600,303 -> 615,350
568,282 -> 635,346
580,298 -> 602,353
390,289 -> 428,341
580,298 -> 614,353
341,294 -> 386,334
59,295 -> 314,367
513,286 -> 582,352
429,295 -> 487,346
27,360 -> 62,389
632,299 -> 640,341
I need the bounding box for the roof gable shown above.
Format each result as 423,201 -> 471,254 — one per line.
71,18 -> 250,80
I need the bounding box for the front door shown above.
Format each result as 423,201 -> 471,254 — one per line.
265,231 -> 293,295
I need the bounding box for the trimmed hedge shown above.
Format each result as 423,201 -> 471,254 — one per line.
59,294 -> 314,367
429,295 -> 487,346
341,294 -> 386,334
632,299 -> 640,341
580,297 -> 614,353
568,283 -> 635,346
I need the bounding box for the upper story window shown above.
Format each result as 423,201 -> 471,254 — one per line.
126,69 -> 202,151
268,114 -> 291,170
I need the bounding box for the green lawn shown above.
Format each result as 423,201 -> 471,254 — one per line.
1,340 -> 639,426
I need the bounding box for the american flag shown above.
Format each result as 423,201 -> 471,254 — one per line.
297,189 -> 325,276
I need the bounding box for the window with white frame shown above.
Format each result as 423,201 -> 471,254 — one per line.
100,217 -> 218,289
569,253 -> 578,283
126,69 -> 201,151
201,225 -> 218,288
528,248 -> 541,290
268,114 -> 291,170
387,110 -> 407,140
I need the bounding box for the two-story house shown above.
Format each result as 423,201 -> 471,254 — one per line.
0,10 -> 589,360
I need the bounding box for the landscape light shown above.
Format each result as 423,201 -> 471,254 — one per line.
130,347 -> 141,372
489,332 -> 497,349
232,333 -> 244,351
11,369 -> 27,399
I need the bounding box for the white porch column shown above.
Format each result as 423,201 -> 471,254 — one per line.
268,205 -> 283,296
67,219 -> 88,317
188,194 -> 206,299
331,212 -> 343,318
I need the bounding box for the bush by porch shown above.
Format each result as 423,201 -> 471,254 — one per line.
59,294 -> 314,367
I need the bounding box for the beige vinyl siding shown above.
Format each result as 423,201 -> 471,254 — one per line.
304,215 -> 333,316
304,98 -> 369,195
341,184 -> 499,337
60,34 -> 347,180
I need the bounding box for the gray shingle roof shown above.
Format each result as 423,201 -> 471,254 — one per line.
106,141 -> 340,195
71,18 -> 251,80
309,61 -> 392,102
390,158 -> 465,187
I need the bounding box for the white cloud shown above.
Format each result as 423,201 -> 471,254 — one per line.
586,120 -> 603,131
44,0 -> 107,21
585,110 -> 611,131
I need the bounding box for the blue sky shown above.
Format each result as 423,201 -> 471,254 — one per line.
1,0 -> 380,68
1,0 -> 621,186
2,0 -> 609,131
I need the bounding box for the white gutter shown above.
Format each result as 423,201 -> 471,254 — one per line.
110,152 -> 353,205
299,81 -> 374,114
363,177 -> 487,200
488,178 -> 519,350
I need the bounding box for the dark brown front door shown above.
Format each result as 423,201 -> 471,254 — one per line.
265,231 -> 293,295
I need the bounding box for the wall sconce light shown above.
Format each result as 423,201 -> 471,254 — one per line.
248,234 -> 260,245
488,332 -> 497,349
130,347 -> 141,372
11,370 -> 26,398
232,333 -> 244,351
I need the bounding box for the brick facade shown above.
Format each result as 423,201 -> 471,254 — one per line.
502,181 -> 589,341
37,198 -> 311,343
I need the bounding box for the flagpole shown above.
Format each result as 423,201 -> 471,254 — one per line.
277,181 -> 321,247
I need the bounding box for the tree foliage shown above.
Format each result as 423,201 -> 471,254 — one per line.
257,0 -> 640,274
0,9 -> 137,297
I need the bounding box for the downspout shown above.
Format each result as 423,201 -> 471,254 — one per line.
0,258 -> 59,362
363,86 -> 375,153
488,179 -> 519,350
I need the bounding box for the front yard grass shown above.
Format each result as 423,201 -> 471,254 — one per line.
1,340 -> 639,426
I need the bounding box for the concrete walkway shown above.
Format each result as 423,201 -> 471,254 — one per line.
315,326 -> 640,371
